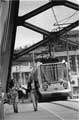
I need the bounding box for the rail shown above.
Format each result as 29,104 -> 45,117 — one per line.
52,101 -> 78,111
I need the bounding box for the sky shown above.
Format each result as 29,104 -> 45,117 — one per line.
15,0 -> 79,49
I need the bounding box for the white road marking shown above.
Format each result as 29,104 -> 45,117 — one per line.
39,104 -> 65,120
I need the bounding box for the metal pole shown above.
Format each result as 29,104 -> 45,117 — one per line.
75,50 -> 79,75
32,51 -> 35,66
0,84 -> 4,120
66,35 -> 70,69
0,1 -> 19,119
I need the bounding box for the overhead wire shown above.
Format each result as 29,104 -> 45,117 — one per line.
49,0 -> 61,58
54,11 -> 78,26
49,0 -> 74,66
49,0 -> 61,31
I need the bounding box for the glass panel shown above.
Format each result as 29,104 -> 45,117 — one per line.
40,63 -> 66,83
15,0 -> 79,49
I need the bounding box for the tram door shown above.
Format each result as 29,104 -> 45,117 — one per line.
0,0 -> 19,119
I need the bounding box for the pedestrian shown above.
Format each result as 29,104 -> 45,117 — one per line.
27,65 -> 40,97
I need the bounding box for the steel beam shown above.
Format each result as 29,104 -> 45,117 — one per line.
13,34 -> 53,60
56,20 -> 79,36
20,21 -> 50,35
61,37 -> 79,46
18,0 -> 65,21
64,0 -> 79,10
14,20 -> 79,60
0,0 -> 19,119
18,0 -> 79,21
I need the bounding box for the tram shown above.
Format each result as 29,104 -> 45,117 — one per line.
0,0 -> 78,117
37,59 -> 72,100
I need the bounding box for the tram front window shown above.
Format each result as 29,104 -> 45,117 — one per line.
56,63 -> 67,81
40,63 -> 67,84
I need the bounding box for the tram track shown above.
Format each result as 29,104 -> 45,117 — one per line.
39,103 -> 65,120
39,101 -> 78,120
51,101 -> 79,112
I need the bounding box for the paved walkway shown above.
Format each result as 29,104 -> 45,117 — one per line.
4,99 -> 79,120
4,103 -> 53,120
53,100 -> 79,111
69,98 -> 79,102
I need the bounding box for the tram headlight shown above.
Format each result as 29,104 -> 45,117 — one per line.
42,82 -> 48,91
63,82 -> 68,89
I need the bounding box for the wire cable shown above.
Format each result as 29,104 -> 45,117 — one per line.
49,0 -> 61,30
54,11 -> 78,26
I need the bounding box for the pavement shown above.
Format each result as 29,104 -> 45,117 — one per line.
4,98 -> 79,120
53,99 -> 79,111
4,103 -> 53,120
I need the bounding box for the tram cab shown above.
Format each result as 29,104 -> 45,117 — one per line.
37,59 -> 72,100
